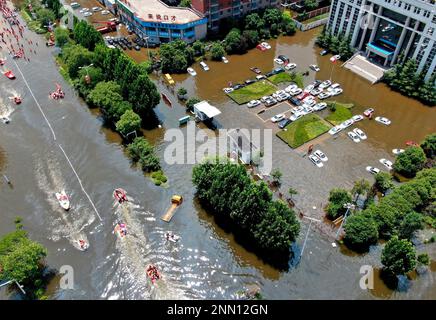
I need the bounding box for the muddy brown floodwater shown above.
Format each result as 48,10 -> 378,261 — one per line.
0,4 -> 435,300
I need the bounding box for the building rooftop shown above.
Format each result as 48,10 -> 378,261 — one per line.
117,0 -> 204,24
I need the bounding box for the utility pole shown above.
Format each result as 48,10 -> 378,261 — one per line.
299,212 -> 321,263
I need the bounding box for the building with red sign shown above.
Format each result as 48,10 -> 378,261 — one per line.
191,0 -> 280,30
115,0 -> 207,44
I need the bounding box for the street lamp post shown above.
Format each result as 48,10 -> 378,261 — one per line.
299,211 -> 321,262
335,202 -> 356,240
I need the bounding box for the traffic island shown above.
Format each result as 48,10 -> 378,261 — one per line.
277,114 -> 332,148
227,81 -> 277,105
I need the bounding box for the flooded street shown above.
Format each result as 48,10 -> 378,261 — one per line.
1,7 -> 435,300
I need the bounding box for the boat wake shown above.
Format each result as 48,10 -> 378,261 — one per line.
34,154 -> 95,250
103,198 -> 191,299
0,97 -> 14,118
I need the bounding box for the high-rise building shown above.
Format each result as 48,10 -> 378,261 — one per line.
191,0 -> 280,30
327,0 -> 436,81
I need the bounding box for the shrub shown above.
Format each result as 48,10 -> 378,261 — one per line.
326,188 -> 352,220
393,146 -> 426,177
381,236 -> 416,275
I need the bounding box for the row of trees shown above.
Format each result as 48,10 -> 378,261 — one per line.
384,57 -> 436,106
159,8 -> 297,72
0,219 -> 48,299
344,167 -> 435,250
316,27 -> 355,61
192,159 -> 300,255
57,20 -> 162,173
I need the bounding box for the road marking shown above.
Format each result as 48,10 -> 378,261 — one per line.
12,58 -> 102,221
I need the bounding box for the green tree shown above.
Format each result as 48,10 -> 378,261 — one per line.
61,44 -> 94,78
281,14 -> 297,36
192,40 -> 205,56
186,97 -> 201,111
88,81 -> 126,121
263,8 -> 283,26
177,87 -> 188,99
179,0 -> 191,7
393,146 -> 426,177
304,0 -> 318,10
344,211 -> 379,248
210,42 -> 226,61
159,40 -> 194,73
127,137 -> 161,172
418,74 -> 436,106
127,73 -> 161,119
43,0 -> 62,18
352,179 -> 371,199
242,29 -> 259,48
73,20 -> 103,51
36,8 -> 55,28
420,133 -> 436,159
326,188 -> 352,220
253,200 -> 300,252
271,168 -> 283,187
417,253 -> 430,266
245,13 -> 265,31
54,27 -> 70,47
381,236 -> 416,275
288,187 -> 298,200
398,211 -> 423,240
116,109 -> 142,137
374,172 -> 394,193
0,221 -> 48,297
224,28 -> 247,54
74,66 -> 105,98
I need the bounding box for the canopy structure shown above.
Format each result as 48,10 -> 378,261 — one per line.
193,101 -> 221,121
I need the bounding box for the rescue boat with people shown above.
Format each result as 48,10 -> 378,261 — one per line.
113,188 -> 128,204
114,222 -> 127,239
165,231 -> 180,243
146,265 -> 161,284
55,190 -> 70,210
78,239 -> 89,251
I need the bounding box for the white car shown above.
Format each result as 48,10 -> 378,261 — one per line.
319,80 -> 332,89
187,67 -> 197,76
392,148 -> 405,155
304,84 -> 315,93
318,92 -> 331,100
285,63 -> 297,70
222,56 -> 229,63
309,64 -> 320,72
314,150 -> 328,162
289,88 -> 303,96
309,154 -> 324,168
101,10 -> 110,15
310,88 -> 323,96
301,106 -> 313,115
79,8 -> 89,13
366,166 -> 381,175
285,84 -> 298,93
274,58 -> 284,65
375,116 -> 391,125
329,83 -> 341,90
348,131 -> 360,143
303,100 -> 316,108
271,114 -> 285,123
291,106 -> 304,114
83,12 -> 93,17
223,87 -> 234,94
290,113 -> 303,122
330,88 -> 343,96
261,42 -> 271,50
352,115 -> 364,122
340,119 -> 354,129
329,126 -> 342,135
260,96 -> 271,103
92,6 -> 102,11
353,128 -> 367,140
256,75 -> 266,80
313,102 -> 327,111
379,158 -> 393,170
247,100 -> 261,108
277,93 -> 290,102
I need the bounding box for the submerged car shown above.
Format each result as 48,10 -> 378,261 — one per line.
366,166 -> 381,175
285,63 -> 297,70
379,158 -> 393,170
309,64 -> 320,72
375,116 -> 391,125
247,100 -> 261,108
348,131 -> 360,143
352,115 -> 364,122
353,128 -> 367,140
314,150 -> 328,162
309,154 -> 324,168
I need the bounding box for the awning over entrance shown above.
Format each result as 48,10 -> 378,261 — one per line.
193,101 -> 221,121
367,39 -> 395,58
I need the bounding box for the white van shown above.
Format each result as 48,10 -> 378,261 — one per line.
200,61 -> 209,71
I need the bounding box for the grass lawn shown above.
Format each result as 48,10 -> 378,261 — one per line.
276,114 -> 332,148
289,72 -> 305,88
325,101 -> 354,126
268,72 -> 293,85
227,80 -> 277,105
